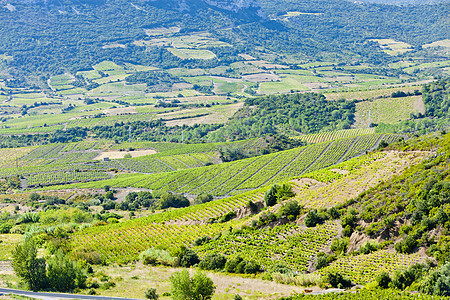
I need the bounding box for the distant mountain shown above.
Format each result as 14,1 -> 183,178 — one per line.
5,0 -> 265,19
145,0 -> 265,19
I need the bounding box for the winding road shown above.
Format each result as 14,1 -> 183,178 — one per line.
0,288 -> 141,300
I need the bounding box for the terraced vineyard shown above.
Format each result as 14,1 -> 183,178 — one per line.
56,134 -> 401,196
195,222 -> 339,272
72,218 -> 235,263
71,215 -> 338,269
318,250 -> 424,284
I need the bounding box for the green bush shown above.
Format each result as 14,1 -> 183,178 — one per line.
391,264 -> 425,290
330,237 -> 349,255
12,237 -> 47,291
244,261 -> 261,274
170,270 -> 215,300
420,262 -> 450,296
160,193 -> 190,209
145,288 -> 159,300
278,200 -> 301,219
46,249 -> 87,292
225,258 -> 259,274
194,236 -> 211,246
395,235 -> 418,254
270,263 -> 293,275
172,247 -> 199,268
305,210 -> 322,227
314,252 -> 336,270
140,248 -> 177,267
225,256 -> 243,273
376,272 -> 391,289
264,185 -> 279,207
199,254 -> 227,271
0,222 -> 13,234
326,272 -> 351,289
194,194 -> 213,205
358,241 -> 379,254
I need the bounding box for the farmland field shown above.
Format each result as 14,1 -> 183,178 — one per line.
168,48 -> 217,60
354,96 -> 424,127
36,134 -> 401,193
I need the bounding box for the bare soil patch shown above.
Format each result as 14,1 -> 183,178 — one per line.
413,97 -> 425,114
0,261 -> 13,276
94,149 -> 157,160
239,54 -> 256,60
330,169 -> 349,175
243,73 -> 280,83
303,82 -> 331,90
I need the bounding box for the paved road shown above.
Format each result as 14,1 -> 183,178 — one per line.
0,288 -> 142,300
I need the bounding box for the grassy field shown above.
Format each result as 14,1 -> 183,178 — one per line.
354,96 -> 424,127
0,234 -> 22,260
370,39 -> 413,56
168,48 -> 217,60
324,85 -> 422,101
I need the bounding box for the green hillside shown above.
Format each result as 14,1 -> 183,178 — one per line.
40,134 -> 400,194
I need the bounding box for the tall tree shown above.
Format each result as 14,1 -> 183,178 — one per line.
12,237 -> 47,291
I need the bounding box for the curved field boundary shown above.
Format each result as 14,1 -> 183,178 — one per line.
297,128 -> 375,144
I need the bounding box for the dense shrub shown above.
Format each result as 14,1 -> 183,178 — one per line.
194,193 -> 213,205
224,257 -> 259,274
304,210 -> 322,227
278,200 -> 301,219
145,288 -> 159,300
314,252 -> 336,270
225,256 -> 243,273
420,262 -> 450,296
140,248 -> 177,267
264,185 -> 279,207
171,247 -> 199,268
194,236 -> 211,246
376,272 -> 391,289
330,237 -> 349,255
160,193 -> 190,209
326,272 -> 352,288
198,254 -> 227,270
170,270 -> 215,300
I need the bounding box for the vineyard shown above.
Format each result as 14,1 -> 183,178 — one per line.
71,216 -> 339,270
293,151 -> 426,208
72,218 -> 238,263
195,222 -> 339,272
318,250 -> 424,284
51,134 -> 401,196
0,138 -> 268,183
297,128 -> 375,144
24,171 -> 111,187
